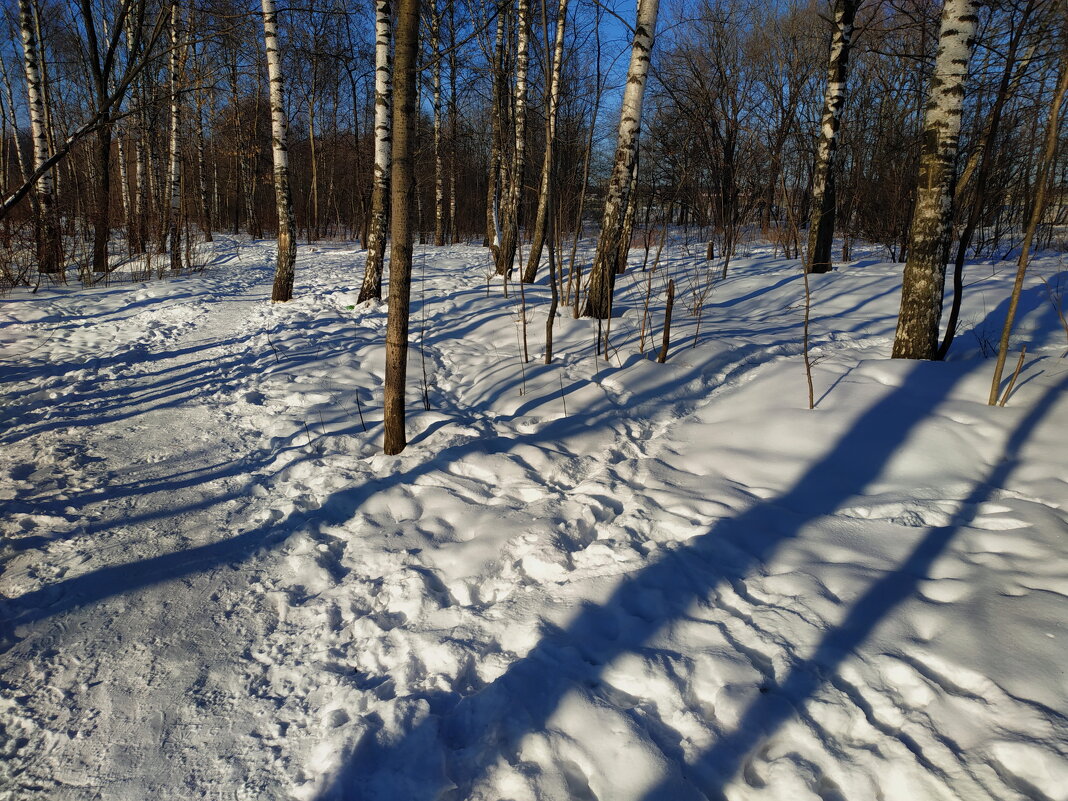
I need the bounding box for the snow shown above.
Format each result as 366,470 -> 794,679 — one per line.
2,236 -> 1067,801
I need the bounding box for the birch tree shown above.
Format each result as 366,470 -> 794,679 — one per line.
891,0 -> 981,359
384,0 -> 420,455
496,0 -> 532,277
167,0 -> 183,273
358,0 -> 392,303
522,0 -> 569,284
806,0 -> 858,274
431,1 -> 445,246
485,3 -> 506,254
584,0 -> 659,318
261,0 -> 298,302
18,0 -> 60,274
938,2 -> 1039,357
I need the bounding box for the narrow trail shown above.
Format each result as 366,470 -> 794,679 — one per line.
1,245 -> 298,798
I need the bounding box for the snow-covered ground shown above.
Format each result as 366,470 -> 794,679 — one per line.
2,236 -> 1067,801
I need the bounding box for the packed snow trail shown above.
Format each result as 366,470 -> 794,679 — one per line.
2,239 -> 1068,801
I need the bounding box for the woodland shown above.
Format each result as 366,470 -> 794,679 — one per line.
1,0 -> 1068,799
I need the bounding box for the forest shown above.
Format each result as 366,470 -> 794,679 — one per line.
1,0 -> 1068,799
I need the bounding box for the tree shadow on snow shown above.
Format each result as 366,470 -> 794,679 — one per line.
3,260 -> 1063,799
311,365 -> 1065,800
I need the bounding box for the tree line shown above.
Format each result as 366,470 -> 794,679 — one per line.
1,0 -> 1065,451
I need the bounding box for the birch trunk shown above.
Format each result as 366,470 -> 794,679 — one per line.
485,3 -> 506,253
358,0 -> 392,303
496,0 -> 532,276
584,0 -> 658,318
448,0 -> 458,242
891,0 -> 980,359
167,0 -> 183,273
133,96 -> 147,254
261,0 -> 297,301
117,133 -> 131,241
938,3 -> 1035,358
806,0 -> 857,274
0,57 -> 30,185
522,0 -> 569,283
195,99 -> 213,242
17,0 -> 61,273
384,0 -> 421,455
431,4 -> 445,246
32,0 -> 58,200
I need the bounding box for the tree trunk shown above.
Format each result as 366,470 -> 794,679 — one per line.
17,0 -> 61,274
384,0 -> 420,455
891,0 -> 980,360
133,98 -> 148,254
485,2 -> 506,253
167,0 -> 183,274
92,121 -> 113,273
0,56 -> 31,186
522,0 -> 569,284
195,97 -> 213,241
431,3 -> 445,246
584,0 -> 659,318
938,2 -> 1035,359
448,0 -> 458,242
262,0 -> 297,301
359,0 -> 392,303
496,0 -> 532,277
117,133 -> 131,242
806,0 -> 857,274
988,28 -> 1067,404
617,149 -> 639,274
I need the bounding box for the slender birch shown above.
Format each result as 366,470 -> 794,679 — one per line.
18,0 -> 61,274
891,0 -> 981,359
584,0 -> 659,318
0,56 -> 30,186
384,0 -> 421,455
117,133 -> 131,238
485,2 -> 506,253
496,0 -> 532,277
359,0 -> 392,303
431,2 -> 445,246
522,0 -> 569,284
261,0 -> 297,301
167,0 -> 183,273
447,0 -> 458,242
806,0 -> 858,274
195,99 -> 213,242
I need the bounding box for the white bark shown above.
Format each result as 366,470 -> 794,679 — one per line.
486,4 -> 506,252
806,0 -> 857,274
18,0 -> 60,272
496,0 -> 532,276
359,0 -> 392,303
522,0 -> 569,283
167,0 -> 183,273
892,0 -> 981,359
117,133 -> 131,232
431,3 -> 445,246
262,0 -> 297,301
585,0 -> 659,317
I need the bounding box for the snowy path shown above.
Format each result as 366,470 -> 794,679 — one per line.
3,240 -> 1068,800
1,244 -> 297,795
